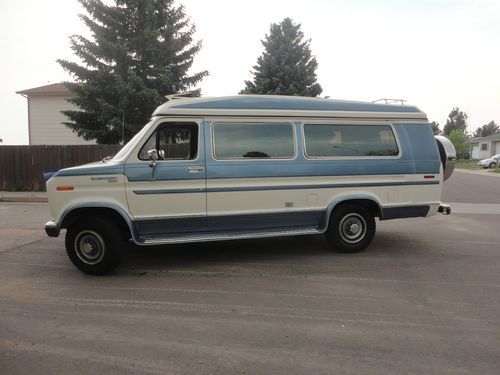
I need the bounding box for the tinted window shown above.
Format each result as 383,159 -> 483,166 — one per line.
213,123 -> 295,159
139,123 -> 198,160
304,124 -> 399,157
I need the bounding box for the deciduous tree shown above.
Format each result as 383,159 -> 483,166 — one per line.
443,107 -> 468,135
473,121 -> 499,138
430,121 -> 441,135
448,129 -> 470,159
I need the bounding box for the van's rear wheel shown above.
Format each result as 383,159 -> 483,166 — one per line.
325,204 -> 376,253
65,216 -> 124,275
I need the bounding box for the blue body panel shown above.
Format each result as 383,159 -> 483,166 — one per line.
134,210 -> 324,239
57,123 -> 441,181
56,163 -> 124,177
394,123 -> 441,174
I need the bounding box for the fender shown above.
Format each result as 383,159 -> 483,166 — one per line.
319,194 -> 383,231
57,202 -> 140,243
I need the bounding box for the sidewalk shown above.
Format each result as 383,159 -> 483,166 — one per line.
455,168 -> 500,177
0,191 -> 47,203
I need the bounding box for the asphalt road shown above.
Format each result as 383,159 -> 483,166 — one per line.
442,169 -> 500,203
1,171 -> 499,374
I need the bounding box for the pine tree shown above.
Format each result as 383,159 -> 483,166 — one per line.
240,18 -> 322,97
58,0 -> 208,144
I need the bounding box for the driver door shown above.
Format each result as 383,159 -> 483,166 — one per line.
124,119 -> 206,237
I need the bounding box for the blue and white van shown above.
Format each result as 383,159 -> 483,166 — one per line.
45,95 -> 456,274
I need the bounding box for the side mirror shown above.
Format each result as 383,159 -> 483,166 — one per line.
147,149 -> 158,181
147,149 -> 158,162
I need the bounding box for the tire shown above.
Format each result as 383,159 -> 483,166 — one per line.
325,204 -> 376,253
65,216 -> 125,275
489,162 -> 496,169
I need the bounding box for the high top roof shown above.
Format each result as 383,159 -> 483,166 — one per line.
152,95 -> 425,119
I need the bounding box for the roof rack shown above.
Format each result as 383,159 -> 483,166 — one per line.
164,92 -> 197,102
372,98 -> 407,105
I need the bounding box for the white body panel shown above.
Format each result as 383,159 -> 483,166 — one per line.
46,174 -> 128,224
206,174 -> 441,216
126,180 -> 206,219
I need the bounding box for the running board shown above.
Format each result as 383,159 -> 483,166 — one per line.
136,227 -> 322,246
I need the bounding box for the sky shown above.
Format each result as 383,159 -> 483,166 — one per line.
0,0 -> 499,144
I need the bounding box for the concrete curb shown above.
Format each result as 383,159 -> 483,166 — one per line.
455,168 -> 500,177
0,193 -> 48,203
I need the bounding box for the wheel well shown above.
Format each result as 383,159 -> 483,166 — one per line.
60,207 -> 132,239
332,199 -> 382,219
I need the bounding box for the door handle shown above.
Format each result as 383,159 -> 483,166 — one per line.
186,166 -> 205,173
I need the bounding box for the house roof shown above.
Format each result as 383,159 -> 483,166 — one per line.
16,83 -> 70,96
152,95 -> 425,118
470,133 -> 500,143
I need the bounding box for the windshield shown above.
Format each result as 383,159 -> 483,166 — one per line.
112,121 -> 153,161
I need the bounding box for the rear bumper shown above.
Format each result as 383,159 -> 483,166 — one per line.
45,220 -> 60,237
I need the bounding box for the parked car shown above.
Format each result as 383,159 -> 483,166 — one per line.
44,95 -> 456,275
477,155 -> 500,169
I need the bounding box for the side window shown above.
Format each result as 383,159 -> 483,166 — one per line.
213,123 -> 295,159
304,124 -> 399,157
481,143 -> 488,151
138,122 -> 198,160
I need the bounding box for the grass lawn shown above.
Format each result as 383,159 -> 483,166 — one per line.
489,168 -> 500,174
455,160 -> 480,169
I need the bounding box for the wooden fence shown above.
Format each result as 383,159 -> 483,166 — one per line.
0,145 -> 122,191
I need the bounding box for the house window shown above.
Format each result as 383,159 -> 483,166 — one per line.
213,123 -> 295,159
304,124 -> 399,158
481,143 -> 488,151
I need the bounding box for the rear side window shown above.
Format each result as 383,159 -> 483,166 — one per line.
304,124 -> 399,157
138,122 -> 198,160
213,123 -> 295,159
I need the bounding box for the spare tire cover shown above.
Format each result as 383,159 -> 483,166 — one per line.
435,135 -> 456,181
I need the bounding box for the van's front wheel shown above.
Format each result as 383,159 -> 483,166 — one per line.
65,216 -> 124,275
325,204 -> 376,253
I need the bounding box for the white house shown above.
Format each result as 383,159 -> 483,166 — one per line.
16,83 -> 94,145
470,133 -> 500,160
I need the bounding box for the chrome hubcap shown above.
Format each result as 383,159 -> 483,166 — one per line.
349,223 -> 360,234
74,230 -> 105,265
339,214 -> 366,244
